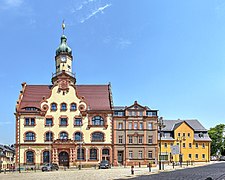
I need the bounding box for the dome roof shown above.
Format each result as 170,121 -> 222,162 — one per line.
56,35 -> 72,56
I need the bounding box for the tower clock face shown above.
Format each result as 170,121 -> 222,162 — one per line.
60,55 -> 67,62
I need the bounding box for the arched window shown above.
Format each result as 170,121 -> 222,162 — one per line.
74,132 -> 82,141
45,132 -> 53,141
60,131 -> 68,140
70,103 -> 77,111
51,103 -> 57,111
43,151 -> 50,163
92,116 -> 104,126
91,132 -> 104,142
77,148 -> 85,160
25,132 -> 35,141
61,103 -> 67,111
26,151 -> 34,164
90,149 -> 97,160
102,149 -> 110,156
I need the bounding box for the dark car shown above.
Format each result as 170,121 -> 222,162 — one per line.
99,160 -> 111,169
42,163 -> 59,172
219,156 -> 225,161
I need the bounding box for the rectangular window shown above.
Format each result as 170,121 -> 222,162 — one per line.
129,151 -> 133,159
188,133 -> 190,137
178,133 -> 180,137
188,154 -> 192,159
129,111 -> 132,116
183,143 -> 185,148
119,136 -> 123,144
183,133 -> 185,137
196,143 -> 198,148
164,143 -> 167,148
195,154 -> 198,159
118,122 -> 123,129
148,122 -> 153,130
24,118 -> 35,126
138,136 -> 143,144
148,136 -> 153,144
202,143 -> 205,149
134,122 -> 138,130
146,111 -> 157,116
139,111 -> 143,116
128,136 -> 133,144
202,154 -> 205,159
46,118 -> 53,126
170,143 -> 173,147
25,118 -> 29,125
74,118 -> 82,126
189,143 -> 192,148
138,151 -> 143,159
60,118 -> 68,126
139,122 -> 143,130
148,151 -> 153,159
128,122 -> 132,130
114,111 -> 125,116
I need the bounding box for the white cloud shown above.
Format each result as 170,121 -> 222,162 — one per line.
117,38 -> 132,49
80,3 -> 111,23
0,121 -> 13,125
1,0 -> 23,9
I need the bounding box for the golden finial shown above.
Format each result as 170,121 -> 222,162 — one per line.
62,20 -> 65,34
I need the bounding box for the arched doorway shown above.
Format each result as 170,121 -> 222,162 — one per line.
59,151 -> 69,167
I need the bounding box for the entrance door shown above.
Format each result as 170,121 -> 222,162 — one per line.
59,151 -> 69,167
118,151 -> 123,165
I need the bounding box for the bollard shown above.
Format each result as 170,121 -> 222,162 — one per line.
4,169 -> 6,174
148,163 -> 151,172
131,165 -> 134,175
172,161 -> 175,169
139,162 -> 141,168
187,161 -> 188,166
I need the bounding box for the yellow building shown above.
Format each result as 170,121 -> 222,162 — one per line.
159,120 -> 211,163
15,29 -> 113,168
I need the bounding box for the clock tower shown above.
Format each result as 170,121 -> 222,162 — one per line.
52,22 -> 76,86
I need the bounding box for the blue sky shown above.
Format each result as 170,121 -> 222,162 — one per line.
1,0 -> 225,144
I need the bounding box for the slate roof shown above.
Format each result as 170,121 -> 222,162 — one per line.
162,119 -> 208,132
18,84 -> 111,111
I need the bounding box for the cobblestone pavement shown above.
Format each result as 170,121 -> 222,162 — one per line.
123,162 -> 225,180
0,162 -> 220,180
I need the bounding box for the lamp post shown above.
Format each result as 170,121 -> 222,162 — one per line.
157,117 -> 165,170
78,114 -> 87,170
177,136 -> 185,166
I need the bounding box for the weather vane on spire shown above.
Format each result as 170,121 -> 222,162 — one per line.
62,20 -> 66,35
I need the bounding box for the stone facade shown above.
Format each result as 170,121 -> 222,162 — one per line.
112,101 -> 158,166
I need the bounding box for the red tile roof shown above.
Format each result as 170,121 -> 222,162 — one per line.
18,84 -> 111,111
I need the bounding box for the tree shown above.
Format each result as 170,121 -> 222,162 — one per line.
208,124 -> 225,156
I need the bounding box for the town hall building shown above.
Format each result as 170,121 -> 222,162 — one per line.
15,29 -> 114,168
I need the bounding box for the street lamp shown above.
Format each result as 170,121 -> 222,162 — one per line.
78,113 -> 87,170
157,117 -> 165,170
177,136 -> 185,166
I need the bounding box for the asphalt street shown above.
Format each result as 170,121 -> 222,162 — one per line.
121,162 -> 225,180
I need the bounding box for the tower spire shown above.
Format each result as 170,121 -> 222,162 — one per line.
62,20 -> 65,35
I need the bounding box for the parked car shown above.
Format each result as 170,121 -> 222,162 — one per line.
42,163 -> 59,172
210,156 -> 218,161
99,160 -> 111,169
219,156 -> 225,161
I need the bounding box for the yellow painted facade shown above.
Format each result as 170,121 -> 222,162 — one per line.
16,33 -> 113,168
160,121 -> 211,162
